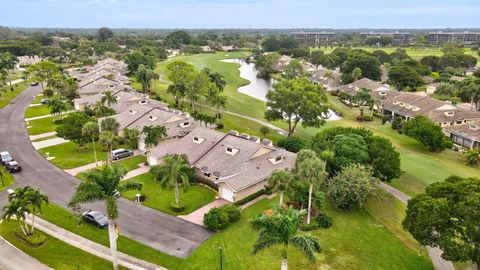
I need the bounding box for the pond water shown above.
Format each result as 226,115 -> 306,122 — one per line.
220,58 -> 341,121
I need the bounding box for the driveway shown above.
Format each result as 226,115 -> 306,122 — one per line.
0,85 -> 212,258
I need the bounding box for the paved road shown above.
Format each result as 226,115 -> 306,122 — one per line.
0,236 -> 51,270
0,85 -> 212,258
376,182 -> 455,270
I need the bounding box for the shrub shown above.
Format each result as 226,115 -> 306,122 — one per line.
204,207 -> 230,230
14,230 -> 47,247
299,222 -> 319,231
443,139 -> 454,149
356,115 -> 373,122
53,118 -> 64,125
391,116 -> 403,131
233,189 -> 265,206
278,136 -> 307,153
315,214 -> 333,229
220,205 -> 241,223
216,123 -> 224,129
169,200 -> 185,212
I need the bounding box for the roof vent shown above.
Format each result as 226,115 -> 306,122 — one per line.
228,130 -> 239,136
148,115 -> 158,121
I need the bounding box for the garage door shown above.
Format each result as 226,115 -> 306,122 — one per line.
220,186 -> 234,202
148,155 -> 158,166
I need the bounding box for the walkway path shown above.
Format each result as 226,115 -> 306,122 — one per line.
32,137 -> 69,150
223,110 -> 288,136
25,111 -> 71,121
0,235 -> 51,270
64,151 -> 144,176
178,199 -> 229,226
29,216 -> 166,270
376,182 -> 455,270
123,163 -> 150,180
29,131 -> 57,141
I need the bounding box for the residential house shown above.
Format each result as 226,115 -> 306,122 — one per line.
310,69 -> 342,91
201,46 -> 213,53
147,127 -> 297,202
336,78 -> 391,96
221,46 -> 237,52
444,121 -> 480,149
16,55 -> 43,67
78,77 -> 129,96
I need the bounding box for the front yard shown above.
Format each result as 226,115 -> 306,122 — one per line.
122,173 -> 216,216
76,155 -> 146,180
25,104 -> 51,118
26,115 -> 63,135
0,82 -> 29,109
0,167 -> 15,191
39,141 -> 108,169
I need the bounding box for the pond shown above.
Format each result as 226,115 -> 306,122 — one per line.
221,58 -> 341,121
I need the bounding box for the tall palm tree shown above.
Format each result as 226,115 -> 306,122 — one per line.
150,155 -> 191,205
142,125 -> 167,149
100,117 -> 120,135
167,83 -> 186,107
82,121 -> 100,167
209,94 -> 227,121
24,188 -> 49,234
69,165 -> 142,270
99,131 -> 118,164
0,52 -> 18,90
101,90 -> 117,108
208,72 -> 226,92
268,169 -> 294,206
2,199 -> 30,236
352,67 -> 362,89
295,150 -> 328,224
356,88 -> 372,116
251,207 -> 321,270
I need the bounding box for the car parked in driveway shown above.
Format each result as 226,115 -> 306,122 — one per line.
0,151 -> 13,164
40,98 -> 50,105
111,149 -> 133,161
30,81 -> 39,86
5,161 -> 22,173
81,211 -> 108,228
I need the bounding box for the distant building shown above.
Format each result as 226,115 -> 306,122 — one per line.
428,31 -> 480,46
360,31 -> 411,46
290,32 -> 336,47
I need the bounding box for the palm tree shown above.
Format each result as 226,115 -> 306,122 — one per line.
251,207 -> 321,270
295,150 -> 328,224
135,64 -> 156,93
464,148 -> 480,167
82,122 -> 100,167
2,199 -> 30,236
0,52 -> 18,90
100,117 -> 120,135
209,94 -> 227,121
69,165 -> 142,270
208,72 -> 226,92
167,83 -> 186,108
268,169 -> 294,206
150,155 -> 191,206
142,125 -> 167,149
24,187 -> 49,234
21,70 -> 30,85
101,90 -> 117,108
352,67 -> 362,89
356,88 -> 372,116
122,128 -> 140,149
99,131 -> 118,164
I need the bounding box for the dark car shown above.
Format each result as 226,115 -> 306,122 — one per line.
81,211 -> 108,228
5,161 -> 21,173
111,149 -> 133,161
40,98 -> 50,105
30,81 -> 39,86
0,151 -> 13,164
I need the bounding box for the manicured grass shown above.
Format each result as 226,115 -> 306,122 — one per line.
0,167 -> 15,191
39,142 -> 108,169
122,173 -> 216,216
39,197 -> 430,270
76,155 -> 146,181
26,115 -> 63,135
0,83 -> 29,109
25,104 -> 51,118
0,220 -> 118,270
31,135 -> 58,142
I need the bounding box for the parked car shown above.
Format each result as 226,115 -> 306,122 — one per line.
0,151 -> 13,164
5,161 -> 22,173
81,211 -> 108,228
113,190 -> 120,198
111,149 -> 133,160
40,98 -> 50,105
30,81 -> 39,86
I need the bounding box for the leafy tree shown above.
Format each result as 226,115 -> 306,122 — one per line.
284,59 -> 304,79
56,112 -> 93,148
369,136 -> 401,181
308,50 -> 326,68
330,134 -> 370,174
388,65 -> 424,91
101,90 -> 117,107
100,117 -> 120,135
278,136 -> 307,153
265,78 -> 328,137
268,169 -> 295,205
150,155 -> 192,206
122,128 -> 140,149
295,150 -> 328,224
351,67 -> 362,82
125,50 -> 155,74
187,71 -> 210,112
48,96 -> 69,115
0,52 -> 18,90
255,53 -> 280,79
99,131 -> 119,163
259,126 -> 270,136
135,64 -> 156,93
82,122 -> 100,167
261,35 -> 299,52
372,50 -> 391,64
341,51 -> 381,83
142,125 -> 167,148
404,116 -> 447,151
403,175 -> 480,269
464,147 -> 480,167
421,55 -> 442,72
164,30 -> 192,49
28,61 -> 59,91
251,207 -> 321,270
167,83 -> 187,107
69,165 -> 142,270
166,61 -> 195,106
327,164 -> 376,209
96,27 -> 114,42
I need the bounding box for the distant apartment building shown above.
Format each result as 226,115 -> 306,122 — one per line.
360,31 -> 411,46
290,32 -> 336,47
428,31 -> 480,46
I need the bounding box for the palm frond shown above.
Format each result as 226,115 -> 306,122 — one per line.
252,234 -> 284,254
68,182 -> 105,208
289,235 -> 321,261
118,182 -> 143,192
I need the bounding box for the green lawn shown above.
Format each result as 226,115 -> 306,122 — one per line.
39,196 -> 430,270
76,155 -> 146,181
0,167 -> 15,191
122,173 -> 216,216
25,104 -> 51,118
39,141 -> 108,169
26,115 -> 63,135
0,82 -> 29,109
0,220 -> 119,270
31,135 -> 58,142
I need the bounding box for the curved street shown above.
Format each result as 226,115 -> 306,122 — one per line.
0,85 -> 212,258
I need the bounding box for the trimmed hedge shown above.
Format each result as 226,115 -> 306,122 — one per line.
192,176 -> 218,191
233,189 -> 266,206
14,230 -> 47,247
203,204 -> 241,231
170,200 -> 186,212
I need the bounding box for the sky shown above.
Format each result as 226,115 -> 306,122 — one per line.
0,0 -> 479,29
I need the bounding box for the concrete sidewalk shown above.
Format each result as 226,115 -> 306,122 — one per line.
29,216 -> 166,270
25,111 -> 72,121
29,131 -> 57,141
32,137 -> 69,150
0,235 -> 52,270
65,152 -> 145,176
123,163 -> 150,180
